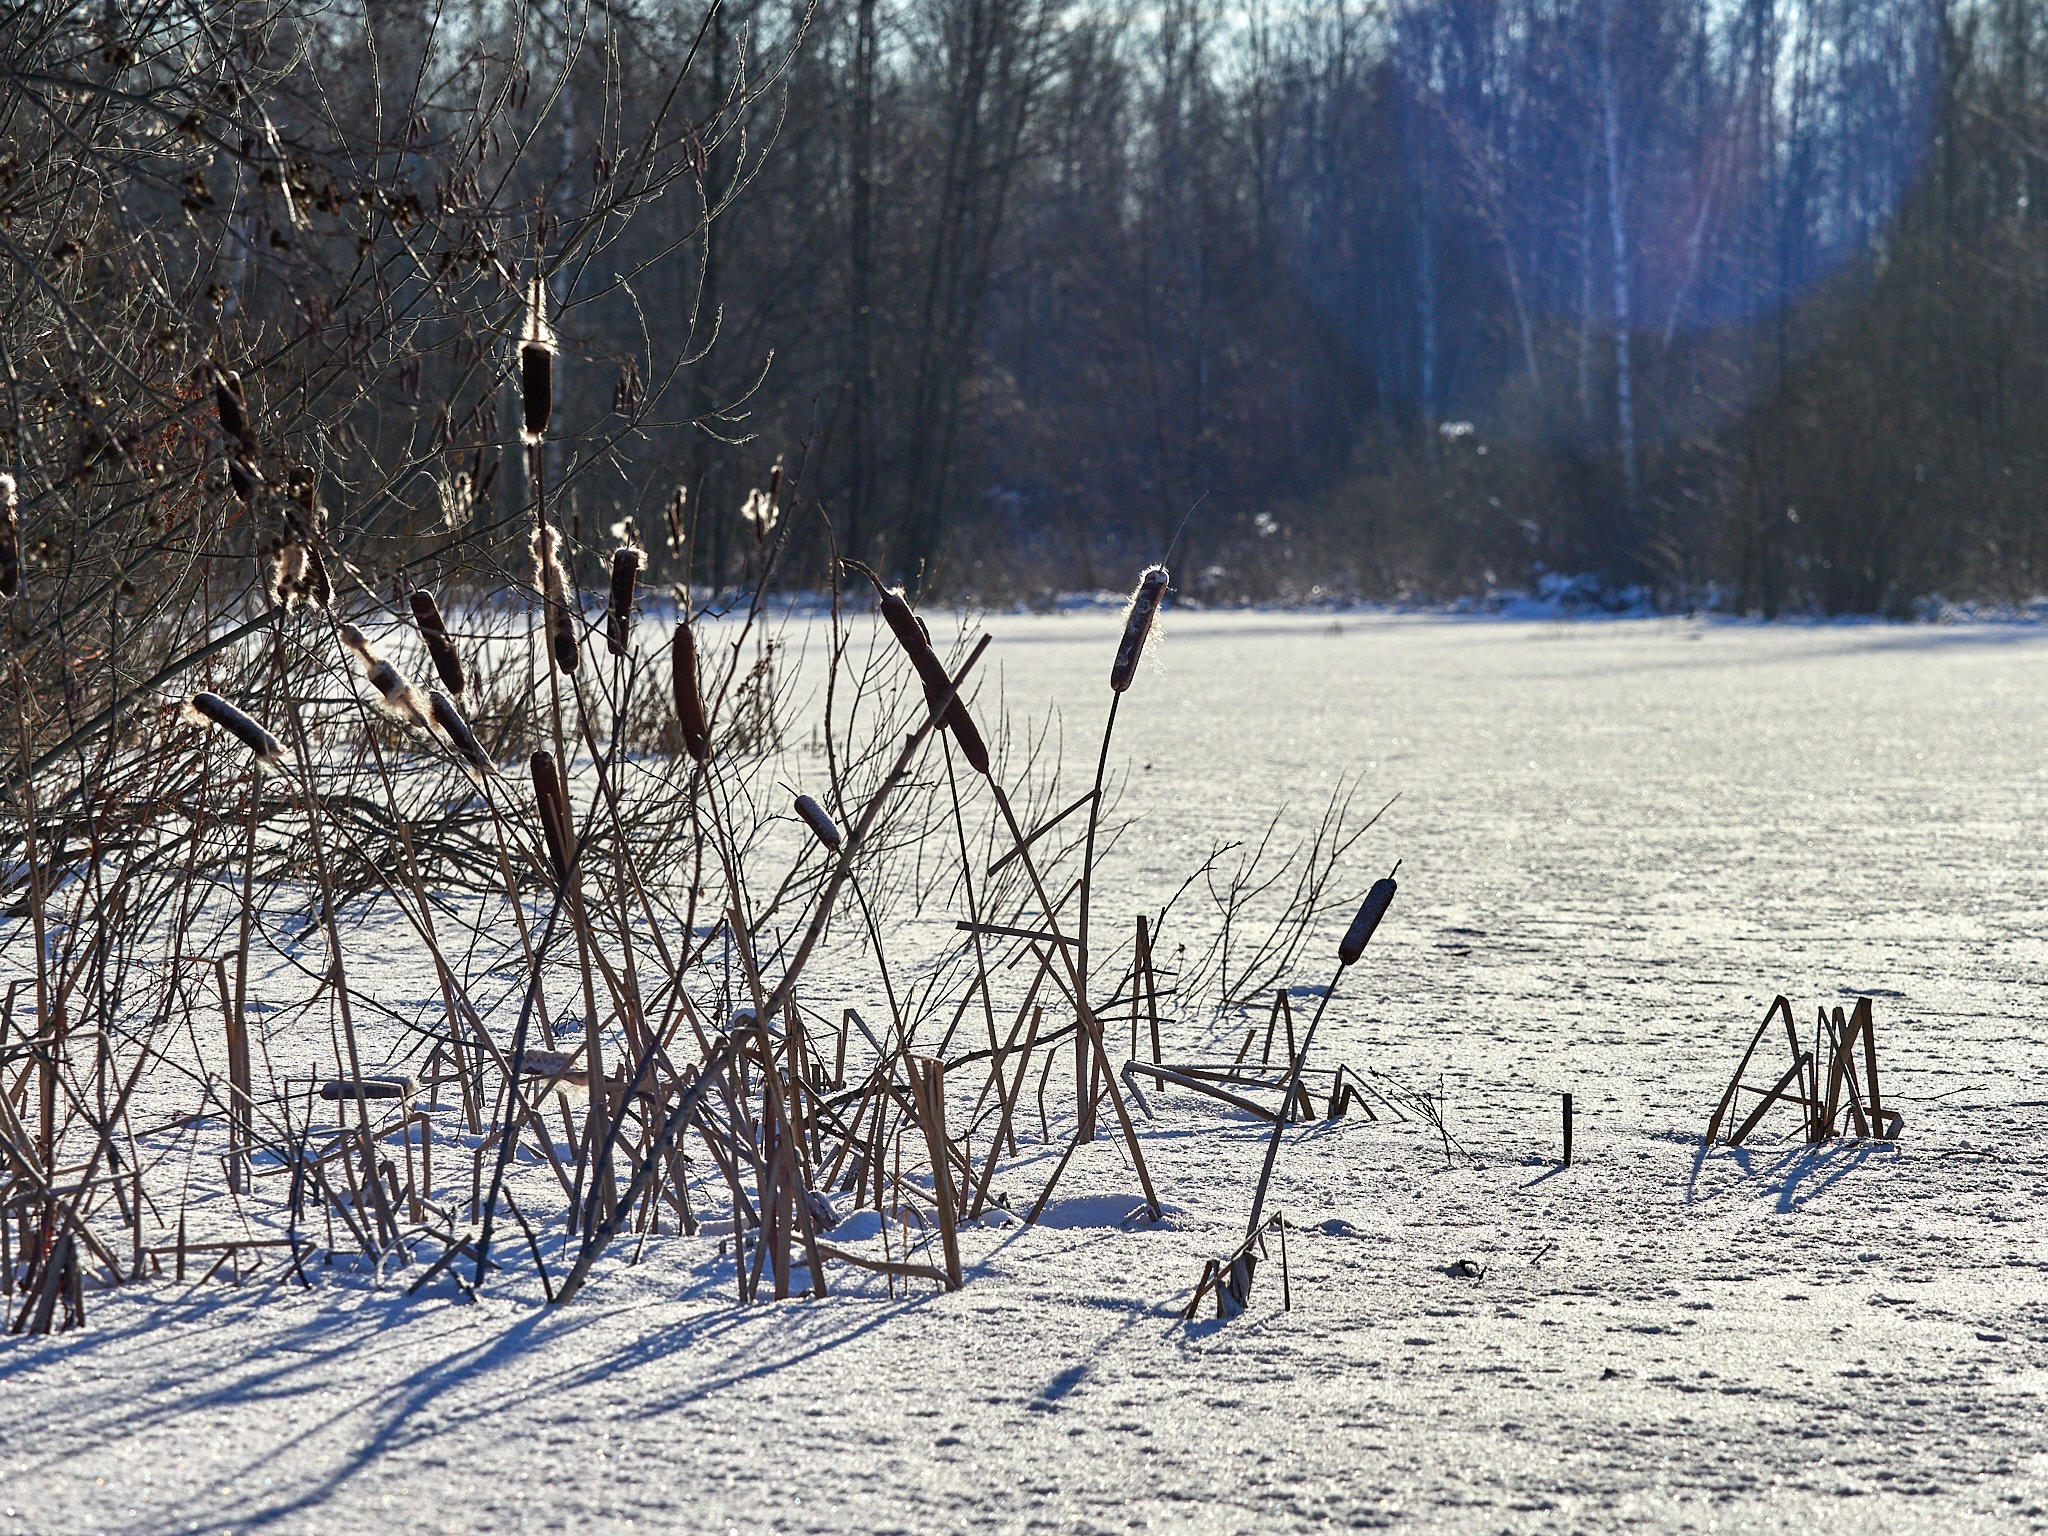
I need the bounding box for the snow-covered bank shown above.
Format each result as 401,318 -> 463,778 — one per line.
9,614 -> 2048,1534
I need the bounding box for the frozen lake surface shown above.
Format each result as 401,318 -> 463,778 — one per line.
8,612 -> 2048,1534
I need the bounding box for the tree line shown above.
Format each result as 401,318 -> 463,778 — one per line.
3,0 -> 2045,627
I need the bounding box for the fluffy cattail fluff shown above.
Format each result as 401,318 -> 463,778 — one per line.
605,546 -> 642,657
182,691 -> 285,773
672,620 -> 710,761
871,579 -> 990,776
428,690 -> 492,782
530,523 -> 579,673
268,541 -> 309,610
794,793 -> 841,852
1110,564 -> 1169,693
0,473 -> 18,599
529,750 -> 575,887
338,622 -> 430,729
409,590 -> 466,695
519,276 -> 555,445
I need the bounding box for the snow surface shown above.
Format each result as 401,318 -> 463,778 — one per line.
9,611 -> 2048,1535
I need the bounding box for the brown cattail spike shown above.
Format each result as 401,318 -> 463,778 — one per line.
1339,873 -> 1399,966
1111,565 -> 1169,693
794,794 -> 841,852
530,750 -> 575,887
864,575 -> 990,776
428,691 -> 492,783
0,473 -> 18,599
605,546 -> 642,657
409,590 -> 466,695
672,620 -> 710,761
520,276 -> 555,445
182,691 -> 285,773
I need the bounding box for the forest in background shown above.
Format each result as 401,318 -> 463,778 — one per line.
4,0 -> 2048,618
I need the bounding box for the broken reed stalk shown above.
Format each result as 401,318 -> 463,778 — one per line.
1242,869 -> 1398,1247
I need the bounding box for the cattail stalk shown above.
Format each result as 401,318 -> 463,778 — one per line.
1243,868 -> 1400,1248
1080,564 -> 1169,1002
409,590 -> 466,695
183,691 -> 285,773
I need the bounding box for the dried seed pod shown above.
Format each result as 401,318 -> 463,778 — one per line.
182,690 -> 285,773
794,793 -> 841,852
530,523 -> 579,674
1338,875 -> 1399,966
337,623 -> 430,729
874,583 -> 989,775
428,690 -> 491,782
1110,564 -> 1169,692
672,620 -> 710,761
409,590 -> 466,695
0,473 -> 18,599
605,546 -> 642,657
530,750 -> 575,886
519,276 -> 554,445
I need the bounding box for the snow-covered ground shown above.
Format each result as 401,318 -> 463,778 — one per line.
9,612 -> 2048,1535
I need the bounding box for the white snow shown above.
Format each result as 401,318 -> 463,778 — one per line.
7,612 -> 2048,1534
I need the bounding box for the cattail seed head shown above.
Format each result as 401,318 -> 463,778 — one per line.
1111,564 -> 1169,693
182,690 -> 285,773
0,473 -> 18,599
1339,875 -> 1398,966
519,275 -> 554,445
605,545 -> 642,657
870,578 -> 990,776
408,590 -> 465,695
530,523 -> 579,673
428,690 -> 491,782
338,622 -> 430,728
672,620 -> 710,761
794,793 -> 841,852
529,749 -> 575,887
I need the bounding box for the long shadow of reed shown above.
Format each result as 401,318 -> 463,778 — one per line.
0,1252 -> 956,1536
1685,1133 -> 1893,1212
